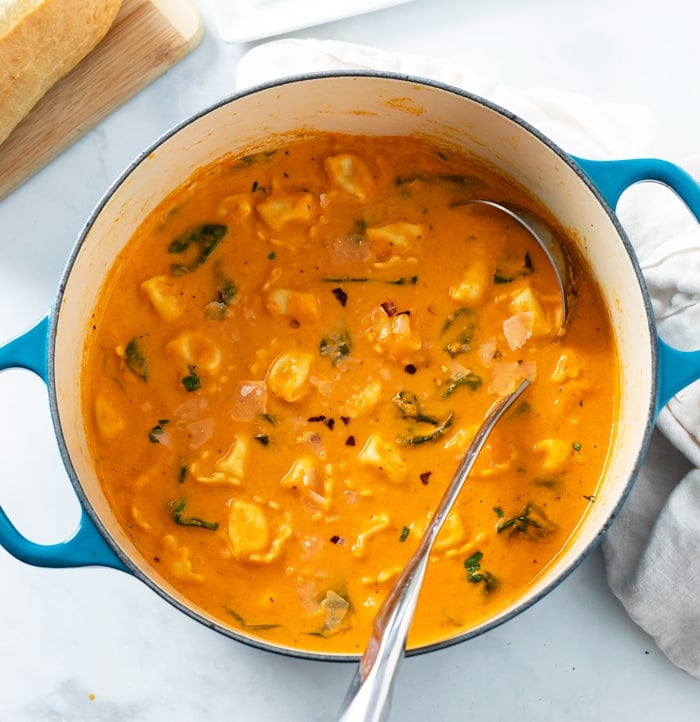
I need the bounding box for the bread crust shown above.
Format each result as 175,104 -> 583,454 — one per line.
0,0 -> 122,146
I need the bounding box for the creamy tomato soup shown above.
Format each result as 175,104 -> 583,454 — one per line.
82,133 -> 617,654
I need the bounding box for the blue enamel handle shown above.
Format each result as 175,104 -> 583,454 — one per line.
0,316 -> 126,571
574,156 -> 700,417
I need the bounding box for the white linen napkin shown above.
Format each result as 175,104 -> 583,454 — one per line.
235,39 -> 700,678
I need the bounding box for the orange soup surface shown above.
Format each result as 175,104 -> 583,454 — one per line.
82,133 -> 617,655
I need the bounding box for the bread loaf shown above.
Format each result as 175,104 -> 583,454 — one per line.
0,0 -> 122,146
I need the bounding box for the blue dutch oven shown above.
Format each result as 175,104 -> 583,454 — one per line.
1,73 -> 700,659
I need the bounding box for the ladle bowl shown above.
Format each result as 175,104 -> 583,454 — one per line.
457,199 -> 574,333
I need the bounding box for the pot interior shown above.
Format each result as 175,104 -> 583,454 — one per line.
51,73 -> 655,658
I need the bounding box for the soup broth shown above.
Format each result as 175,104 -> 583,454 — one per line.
82,133 -> 617,654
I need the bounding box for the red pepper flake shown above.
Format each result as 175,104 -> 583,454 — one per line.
332,287 -> 348,307
324,418 -> 335,430
340,415 -> 351,425
308,415 -> 327,422
381,300 -> 397,317
404,363 -> 417,375
345,435 -> 356,446
420,471 -> 432,485
290,318 -> 301,329
330,535 -> 345,545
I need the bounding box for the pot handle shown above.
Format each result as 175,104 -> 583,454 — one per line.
0,315 -> 126,571
574,156 -> 700,415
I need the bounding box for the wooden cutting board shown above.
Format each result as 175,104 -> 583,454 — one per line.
0,0 -> 203,200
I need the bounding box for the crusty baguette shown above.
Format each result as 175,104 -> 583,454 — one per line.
0,0 -> 122,146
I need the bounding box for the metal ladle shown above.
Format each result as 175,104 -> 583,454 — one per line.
338,202 -> 572,722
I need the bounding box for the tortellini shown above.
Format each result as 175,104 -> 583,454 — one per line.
141,275 -> 183,321
358,434 -> 408,484
94,389 -> 125,439
190,436 -> 250,485
366,221 -> 423,261
166,331 -> 222,375
266,288 -> 321,321
323,153 -> 373,201
266,349 -> 314,402
256,190 -> 314,231
226,498 -> 292,564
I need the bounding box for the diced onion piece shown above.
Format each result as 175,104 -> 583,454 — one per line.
300,535 -> 324,562
231,380 -> 268,422
321,590 -> 350,633
363,305 -> 422,361
295,581 -> 322,615
186,417 -> 215,450
503,311 -> 534,351
488,360 -> 537,396
477,337 -> 499,366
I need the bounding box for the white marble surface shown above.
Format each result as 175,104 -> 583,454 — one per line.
1,0 -> 700,719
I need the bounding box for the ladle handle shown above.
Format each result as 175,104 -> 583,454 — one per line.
0,315 -> 125,571
574,156 -> 700,414
338,380 -> 530,722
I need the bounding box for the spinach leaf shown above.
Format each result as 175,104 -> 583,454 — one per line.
169,224 -> 227,276
125,337 -> 148,381
319,329 -> 352,366
441,308 -> 475,358
169,499 -> 219,531
464,551 -> 497,592
148,419 -> 169,444
392,390 -> 439,425
441,372 -> 482,398
397,411 -> 455,446
182,366 -> 201,392
496,503 -> 554,537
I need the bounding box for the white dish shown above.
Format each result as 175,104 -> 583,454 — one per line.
212,0 -> 416,42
